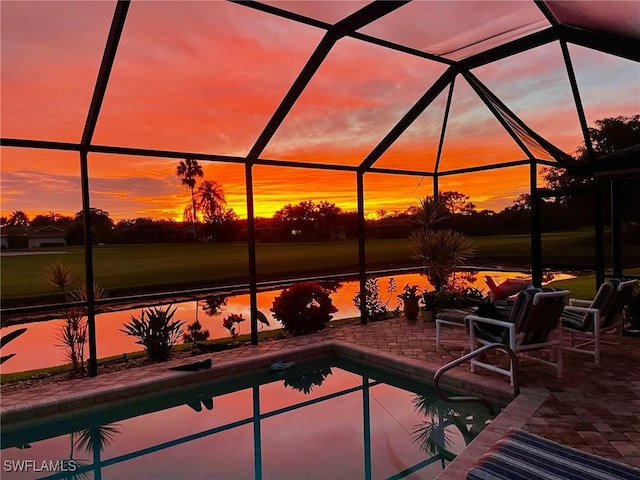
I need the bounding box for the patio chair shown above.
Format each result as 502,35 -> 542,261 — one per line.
435,300 -> 510,349
467,288 -> 569,385
561,278 -> 637,364
467,427 -> 640,480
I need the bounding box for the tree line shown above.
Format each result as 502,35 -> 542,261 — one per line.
2,116 -> 638,245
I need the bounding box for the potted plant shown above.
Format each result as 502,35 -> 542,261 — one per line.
422,290 -> 437,322
398,284 -> 422,321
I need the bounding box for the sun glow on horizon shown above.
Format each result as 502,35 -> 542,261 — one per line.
2,2 -> 637,223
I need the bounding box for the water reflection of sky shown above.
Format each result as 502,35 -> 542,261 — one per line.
1,365 -> 496,479
1,271 -> 572,373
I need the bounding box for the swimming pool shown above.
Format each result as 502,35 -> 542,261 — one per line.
1,358 -> 502,480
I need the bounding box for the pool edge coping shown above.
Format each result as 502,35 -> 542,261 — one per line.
1,340 -> 516,427
2,339 -> 531,478
435,386 -> 550,479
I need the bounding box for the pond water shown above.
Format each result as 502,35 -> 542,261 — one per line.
1,271 -> 569,374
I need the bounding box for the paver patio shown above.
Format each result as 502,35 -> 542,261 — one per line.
2,316 -> 639,477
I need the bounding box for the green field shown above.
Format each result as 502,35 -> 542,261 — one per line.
1,230 -> 638,307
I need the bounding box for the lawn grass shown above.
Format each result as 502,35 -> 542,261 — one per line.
547,267 -> 640,299
2,232 -> 637,306
1,240 -> 405,303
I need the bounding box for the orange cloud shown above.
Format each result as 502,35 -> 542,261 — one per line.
2,2 -> 635,224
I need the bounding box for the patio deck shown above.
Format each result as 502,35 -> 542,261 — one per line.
2,316 -> 639,478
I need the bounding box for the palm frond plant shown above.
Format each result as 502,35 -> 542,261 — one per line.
176,158 -> 204,229
43,262 -> 77,297
412,196 -> 450,230
56,309 -> 87,373
284,368 -> 333,395
67,283 -> 108,313
120,305 -> 185,361
410,195 -> 476,318
410,228 -> 476,292
0,321 -> 27,365
43,261 -> 109,374
56,283 -> 108,374
74,424 -> 121,454
412,393 -> 457,457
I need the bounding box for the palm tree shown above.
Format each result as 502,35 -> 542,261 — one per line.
195,180 -> 226,223
412,393 -> 493,460
7,210 -> 29,226
176,159 -> 204,223
410,229 -> 475,291
410,195 -> 475,291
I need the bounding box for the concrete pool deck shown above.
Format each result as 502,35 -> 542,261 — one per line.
2,316 -> 639,477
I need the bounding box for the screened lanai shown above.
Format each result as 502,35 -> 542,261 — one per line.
1,0 -> 639,375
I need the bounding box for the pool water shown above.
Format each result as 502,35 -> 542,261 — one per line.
1,359 -> 501,480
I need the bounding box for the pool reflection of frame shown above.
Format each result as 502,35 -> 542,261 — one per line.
2,358 -> 502,480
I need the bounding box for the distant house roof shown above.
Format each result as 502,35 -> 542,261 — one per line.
28,225 -> 66,238
0,225 -> 66,238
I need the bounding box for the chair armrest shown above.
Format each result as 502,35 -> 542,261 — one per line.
467,315 -> 516,348
569,298 -> 592,307
465,315 -> 514,329
563,305 -> 599,315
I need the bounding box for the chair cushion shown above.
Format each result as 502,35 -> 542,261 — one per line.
518,288 -> 566,344
472,288 -> 539,344
561,309 -> 586,330
562,280 -> 617,331
504,288 -> 540,343
601,279 -> 636,328
467,427 -> 640,480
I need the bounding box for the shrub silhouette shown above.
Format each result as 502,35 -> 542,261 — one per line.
271,282 -> 338,335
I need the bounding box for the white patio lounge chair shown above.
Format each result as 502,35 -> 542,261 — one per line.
561,278 -> 637,364
467,288 -> 569,385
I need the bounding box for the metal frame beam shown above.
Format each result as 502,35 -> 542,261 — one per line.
246,1 -> 409,162
462,71 -> 536,161
3,0 -> 636,374
357,171 -> 367,324
434,80 -> 455,175
78,0 -> 130,377
560,40 -> 595,161
360,66 -> 457,171
459,28 -> 558,71
559,25 -> 640,63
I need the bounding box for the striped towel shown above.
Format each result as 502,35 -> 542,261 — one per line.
467,428 -> 640,480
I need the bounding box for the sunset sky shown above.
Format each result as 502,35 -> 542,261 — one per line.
1,1 -> 638,220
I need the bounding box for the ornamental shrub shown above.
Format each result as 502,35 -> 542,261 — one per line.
120,304 -> 185,361
271,282 -> 338,335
